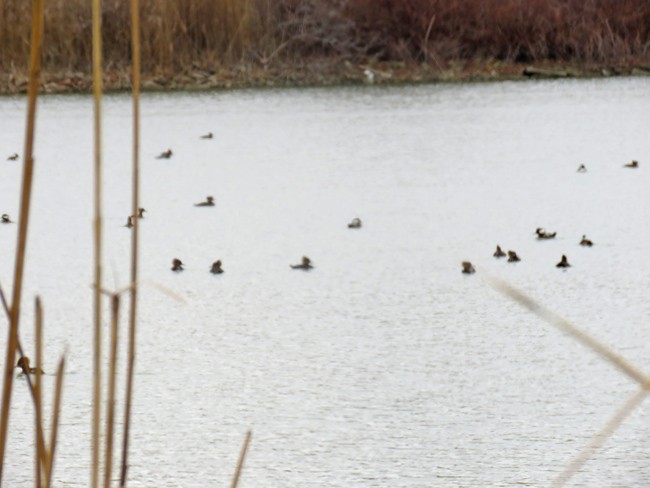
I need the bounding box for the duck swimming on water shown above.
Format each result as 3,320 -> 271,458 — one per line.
210,260 -> 224,274
124,216 -> 134,228
507,250 -> 521,262
461,261 -> 475,274
347,218 -> 362,228
577,164 -> 587,173
624,160 -> 638,168
137,208 -> 146,218
16,356 -> 44,375
536,228 -> 556,239
580,235 -> 593,247
1,214 -> 13,224
201,132 -> 213,139
493,245 -> 506,258
156,149 -> 173,159
556,255 -> 571,268
171,258 -> 184,272
194,196 -> 215,207
291,256 -> 313,270
7,153 -> 18,161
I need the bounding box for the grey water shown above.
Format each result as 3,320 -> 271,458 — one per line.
1,77 -> 650,487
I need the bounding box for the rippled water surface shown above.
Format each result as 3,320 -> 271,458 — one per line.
1,78 -> 650,487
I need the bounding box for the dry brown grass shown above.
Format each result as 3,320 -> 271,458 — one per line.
3,0 -> 650,82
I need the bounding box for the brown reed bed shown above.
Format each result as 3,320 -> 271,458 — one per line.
2,0 -> 650,94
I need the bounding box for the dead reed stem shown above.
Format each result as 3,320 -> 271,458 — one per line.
104,295 -> 120,488
0,0 -> 44,480
91,0 -> 104,484
45,356 -> 65,488
550,386 -> 650,487
120,0 -> 141,484
230,430 -> 252,488
490,278 -> 648,386
0,283 -> 48,470
489,276 -> 650,485
34,297 -> 45,487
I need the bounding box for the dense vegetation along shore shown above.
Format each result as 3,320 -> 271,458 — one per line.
2,0 -> 650,94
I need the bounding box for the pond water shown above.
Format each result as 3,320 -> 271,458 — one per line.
1,77 -> 650,487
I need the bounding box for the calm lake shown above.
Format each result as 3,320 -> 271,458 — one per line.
1,77 -> 650,487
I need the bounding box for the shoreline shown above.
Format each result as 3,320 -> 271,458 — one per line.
2,60 -> 650,95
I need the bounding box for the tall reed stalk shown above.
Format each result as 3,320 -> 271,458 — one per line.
104,295 -> 120,488
120,0 -> 141,484
0,0 -> 44,480
34,298 -> 44,486
45,356 -> 65,488
91,0 -> 104,485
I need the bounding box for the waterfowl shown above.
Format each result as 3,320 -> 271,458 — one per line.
290,256 -> 313,270
493,245 -> 506,258
461,261 -> 475,274
507,250 -> 521,262
194,196 -> 215,207
577,164 -> 587,173
201,132 -> 213,139
624,160 -> 638,168
124,216 -> 134,228
16,356 -> 44,375
137,208 -> 146,218
210,260 -> 224,274
556,254 -> 571,268
347,218 -> 362,229
580,235 -> 593,247
1,214 -> 13,224
171,258 -> 184,272
7,153 -> 18,161
536,228 -> 556,239
156,149 -> 173,159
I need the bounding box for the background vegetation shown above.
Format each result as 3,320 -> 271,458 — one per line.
2,0 -> 650,90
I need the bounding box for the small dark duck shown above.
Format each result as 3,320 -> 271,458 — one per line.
137,208 -> 146,218
347,218 -> 362,229
171,258 -> 184,272
623,160 -> 638,168
577,164 -> 587,173
580,235 -> 593,247
194,196 -> 215,207
16,356 -> 44,375
536,228 -> 556,239
7,153 -> 18,161
556,255 -> 571,268
493,245 -> 506,258
1,214 -> 13,224
461,261 -> 475,274
156,149 -> 173,159
201,132 -> 213,139
210,260 -> 224,274
507,250 -> 521,262
290,256 -> 313,270
124,216 -> 134,228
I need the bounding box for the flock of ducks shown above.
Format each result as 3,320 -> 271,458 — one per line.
107,137 -> 362,275
461,159 -> 638,274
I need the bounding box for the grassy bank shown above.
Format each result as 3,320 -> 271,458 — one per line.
2,0 -> 650,93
